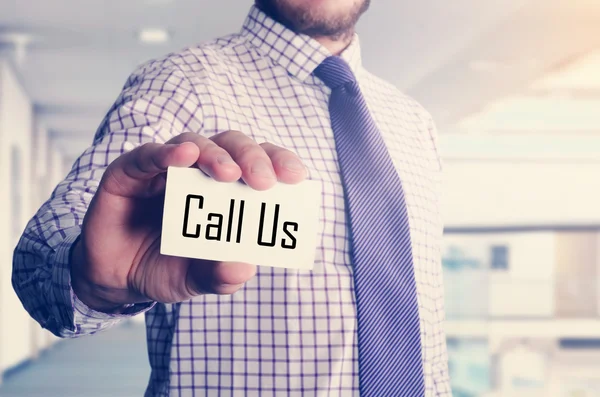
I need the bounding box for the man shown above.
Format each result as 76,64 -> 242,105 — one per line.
13,0 -> 450,395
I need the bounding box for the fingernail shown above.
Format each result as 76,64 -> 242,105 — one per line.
251,160 -> 276,179
217,155 -> 235,164
283,159 -> 305,172
217,282 -> 244,289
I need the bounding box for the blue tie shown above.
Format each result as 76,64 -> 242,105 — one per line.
314,56 -> 425,396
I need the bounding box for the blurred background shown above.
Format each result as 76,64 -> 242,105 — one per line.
1,0 -> 600,396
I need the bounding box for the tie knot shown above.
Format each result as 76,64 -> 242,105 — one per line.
313,56 -> 356,89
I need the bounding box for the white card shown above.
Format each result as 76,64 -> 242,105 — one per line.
160,166 -> 321,270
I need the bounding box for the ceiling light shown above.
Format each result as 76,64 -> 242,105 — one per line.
138,28 -> 170,44
0,32 -> 36,66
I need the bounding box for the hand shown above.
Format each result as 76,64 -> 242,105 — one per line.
70,131 -> 307,312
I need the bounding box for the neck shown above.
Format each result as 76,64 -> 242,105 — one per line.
254,1 -> 355,56
313,33 -> 354,56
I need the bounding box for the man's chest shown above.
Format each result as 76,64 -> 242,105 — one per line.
180,68 -> 444,355
194,74 -> 442,272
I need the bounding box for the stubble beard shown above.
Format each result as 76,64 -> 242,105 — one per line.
256,0 -> 370,41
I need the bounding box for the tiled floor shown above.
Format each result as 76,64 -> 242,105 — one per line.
0,321 -> 150,397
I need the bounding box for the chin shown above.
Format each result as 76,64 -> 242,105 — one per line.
257,0 -> 369,38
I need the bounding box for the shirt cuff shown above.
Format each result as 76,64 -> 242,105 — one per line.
52,227 -> 155,334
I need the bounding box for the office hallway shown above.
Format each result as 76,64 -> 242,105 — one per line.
0,321 -> 150,397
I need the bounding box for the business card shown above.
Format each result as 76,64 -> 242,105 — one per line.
160,166 -> 322,270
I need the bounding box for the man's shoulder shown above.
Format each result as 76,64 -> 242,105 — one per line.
130,32 -> 248,79
362,70 -> 435,125
362,69 -> 440,168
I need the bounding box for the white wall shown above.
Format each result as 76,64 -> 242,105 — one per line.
443,232 -> 556,318
487,233 -> 555,317
441,161 -> 600,227
438,134 -> 600,319
0,60 -> 34,371
439,134 -> 600,227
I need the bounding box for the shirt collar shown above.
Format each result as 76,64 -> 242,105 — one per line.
241,4 -> 363,82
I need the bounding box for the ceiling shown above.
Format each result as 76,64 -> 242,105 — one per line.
1,0 -> 600,160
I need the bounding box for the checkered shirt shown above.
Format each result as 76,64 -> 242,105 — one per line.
13,5 -> 451,396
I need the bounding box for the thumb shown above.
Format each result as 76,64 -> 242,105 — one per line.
100,141 -> 199,198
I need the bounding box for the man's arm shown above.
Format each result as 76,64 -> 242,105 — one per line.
11,57 -> 202,337
424,112 -> 453,396
432,285 -> 452,396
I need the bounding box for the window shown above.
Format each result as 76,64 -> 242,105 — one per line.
490,245 -> 509,270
